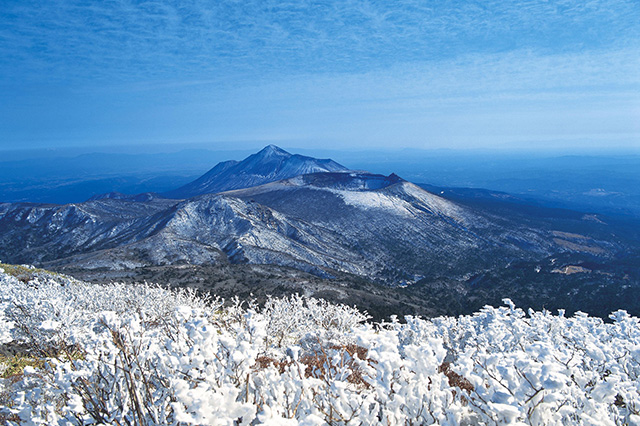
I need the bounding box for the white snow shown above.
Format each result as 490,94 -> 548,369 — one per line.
332,189 -> 415,217
1,268 -> 639,425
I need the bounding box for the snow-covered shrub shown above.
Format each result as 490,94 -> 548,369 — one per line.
261,294 -> 368,350
0,270 -> 217,351
1,269 -> 640,425
431,301 -> 640,425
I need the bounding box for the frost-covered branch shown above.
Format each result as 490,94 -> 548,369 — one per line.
1,268 -> 639,425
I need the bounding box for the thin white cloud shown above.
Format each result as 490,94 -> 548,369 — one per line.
1,0 -> 638,84
1,0 -> 638,150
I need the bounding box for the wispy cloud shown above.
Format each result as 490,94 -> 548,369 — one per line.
0,0 -> 638,150
1,0 -> 638,84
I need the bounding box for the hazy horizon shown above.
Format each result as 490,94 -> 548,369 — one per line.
0,143 -> 638,219
0,141 -> 639,162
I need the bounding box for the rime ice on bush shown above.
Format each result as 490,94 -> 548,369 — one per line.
1,269 -> 639,425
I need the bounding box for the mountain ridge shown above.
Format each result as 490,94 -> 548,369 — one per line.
1,145 -> 638,318
0,168 -> 624,286
163,145 -> 349,199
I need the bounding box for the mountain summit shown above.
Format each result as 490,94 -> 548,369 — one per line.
164,145 -> 348,199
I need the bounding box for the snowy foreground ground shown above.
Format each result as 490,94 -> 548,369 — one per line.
1,266 -> 640,425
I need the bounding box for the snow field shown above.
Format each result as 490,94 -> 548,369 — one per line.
1,269 -> 639,425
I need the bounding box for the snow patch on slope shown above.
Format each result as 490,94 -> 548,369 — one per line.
320,181 -> 469,223
400,182 -> 469,223
331,189 -> 415,217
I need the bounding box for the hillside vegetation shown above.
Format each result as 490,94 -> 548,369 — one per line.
1,265 -> 639,425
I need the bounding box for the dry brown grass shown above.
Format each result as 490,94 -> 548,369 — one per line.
253,355 -> 293,374
0,354 -> 45,379
252,344 -> 372,388
300,344 -> 371,388
438,361 -> 474,393
0,263 -> 61,283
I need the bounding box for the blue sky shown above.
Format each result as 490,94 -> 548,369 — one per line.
1,0 -> 639,152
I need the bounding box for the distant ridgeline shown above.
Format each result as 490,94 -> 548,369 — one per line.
0,145 -> 639,319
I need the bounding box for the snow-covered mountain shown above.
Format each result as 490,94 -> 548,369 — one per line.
0,166 -> 623,286
163,145 -> 348,199
1,144 -> 637,313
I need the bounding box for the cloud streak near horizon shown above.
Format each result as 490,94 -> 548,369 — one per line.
1,0 -> 638,151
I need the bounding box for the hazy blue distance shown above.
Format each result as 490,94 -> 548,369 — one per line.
1,147 -> 639,219
1,0 -> 639,152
